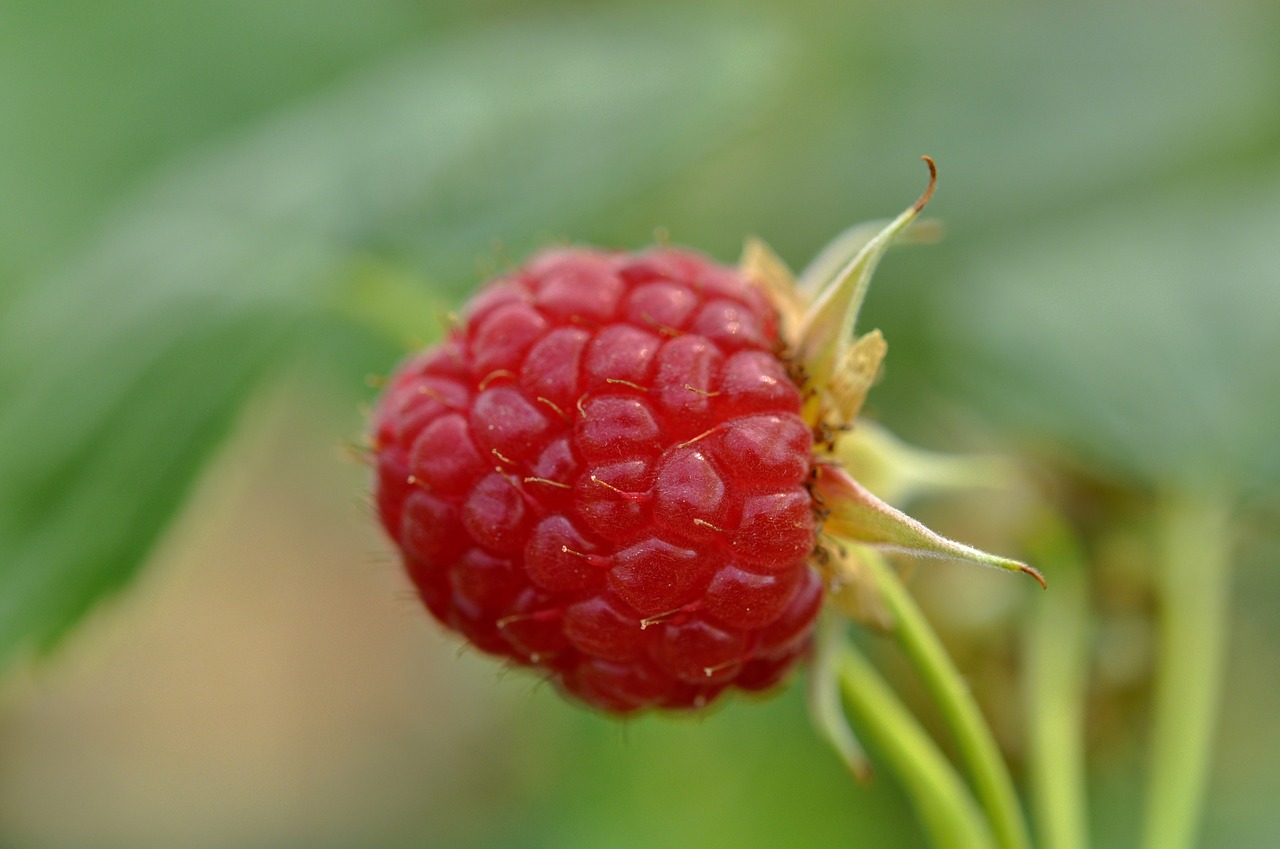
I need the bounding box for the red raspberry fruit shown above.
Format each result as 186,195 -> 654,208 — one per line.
369,161 -> 1040,715
371,247 -> 823,712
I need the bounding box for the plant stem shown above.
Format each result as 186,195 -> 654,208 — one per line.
838,643 -> 997,849
1025,517 -> 1092,849
865,553 -> 1033,849
1141,487 -> 1233,849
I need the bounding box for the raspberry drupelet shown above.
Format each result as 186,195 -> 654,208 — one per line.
370,159 -> 1042,714
372,248 -> 822,712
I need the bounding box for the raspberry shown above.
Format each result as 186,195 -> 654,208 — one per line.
372,247 -> 822,712
370,160 -> 1043,714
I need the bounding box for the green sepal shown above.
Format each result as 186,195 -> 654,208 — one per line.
807,612 -> 874,784
796,157 -> 937,397
798,217 -> 943,296
814,464 -> 1046,588
835,421 -> 1024,505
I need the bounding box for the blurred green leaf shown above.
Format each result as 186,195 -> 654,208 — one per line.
621,1 -> 1280,257
0,0 -> 456,281
0,7 -> 786,669
0,309 -> 303,662
934,165 -> 1280,494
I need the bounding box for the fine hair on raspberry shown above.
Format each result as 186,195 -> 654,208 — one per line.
371,246 -> 823,713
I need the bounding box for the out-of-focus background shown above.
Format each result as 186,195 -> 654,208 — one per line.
1,1 -> 1277,847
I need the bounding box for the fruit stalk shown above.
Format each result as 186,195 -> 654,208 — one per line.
864,552 -> 1034,849
837,639 -> 997,849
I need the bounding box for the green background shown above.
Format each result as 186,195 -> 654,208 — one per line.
1,0 -> 1277,846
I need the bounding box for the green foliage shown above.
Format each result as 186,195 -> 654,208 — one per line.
936,170 -> 1280,493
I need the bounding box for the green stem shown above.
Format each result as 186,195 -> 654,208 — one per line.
1141,488 -> 1233,849
838,643 -> 997,849
866,553 -> 1033,849
1025,517 -> 1092,849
